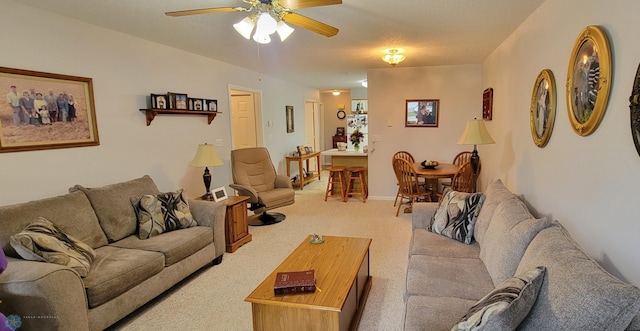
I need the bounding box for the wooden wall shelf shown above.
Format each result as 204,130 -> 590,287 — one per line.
139,109 -> 221,126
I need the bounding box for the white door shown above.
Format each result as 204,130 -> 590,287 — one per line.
231,90 -> 257,150
304,101 -> 322,172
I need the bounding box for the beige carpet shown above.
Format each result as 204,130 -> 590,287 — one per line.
109,172 -> 413,331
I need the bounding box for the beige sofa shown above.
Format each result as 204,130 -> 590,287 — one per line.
404,179 -> 640,330
0,175 -> 226,331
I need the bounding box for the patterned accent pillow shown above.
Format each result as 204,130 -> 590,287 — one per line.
430,189 -> 485,244
452,266 -> 546,331
131,189 -> 198,240
9,217 -> 96,277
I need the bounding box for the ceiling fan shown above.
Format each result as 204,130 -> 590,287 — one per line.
165,0 -> 341,42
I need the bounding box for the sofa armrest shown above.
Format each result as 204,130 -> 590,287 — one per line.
275,175 -> 293,189
0,258 -> 90,330
188,199 -> 226,260
412,202 -> 439,230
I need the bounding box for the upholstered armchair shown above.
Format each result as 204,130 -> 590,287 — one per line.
230,147 -> 295,225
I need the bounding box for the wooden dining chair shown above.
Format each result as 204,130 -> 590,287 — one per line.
393,158 -> 432,217
392,151 -> 416,206
450,161 -> 474,193
441,151 -> 475,191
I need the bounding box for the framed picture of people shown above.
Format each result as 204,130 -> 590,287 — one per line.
405,99 -> 439,127
566,25 -> 612,136
0,66 -> 100,153
530,69 -> 557,148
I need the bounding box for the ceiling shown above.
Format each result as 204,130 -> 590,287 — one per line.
15,0 -> 544,91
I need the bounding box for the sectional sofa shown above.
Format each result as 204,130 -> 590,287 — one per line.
0,175 -> 226,331
404,179 -> 640,330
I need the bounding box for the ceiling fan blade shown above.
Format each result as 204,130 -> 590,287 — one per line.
278,0 -> 342,10
165,7 -> 239,17
282,12 -> 339,37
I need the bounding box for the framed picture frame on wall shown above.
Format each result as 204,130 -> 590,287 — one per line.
286,105 -> 294,133
482,88 -> 493,120
566,25 -> 612,136
405,99 -> 439,127
530,69 -> 557,148
0,66 -> 100,153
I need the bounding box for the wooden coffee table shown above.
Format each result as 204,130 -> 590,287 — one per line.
245,235 -> 372,331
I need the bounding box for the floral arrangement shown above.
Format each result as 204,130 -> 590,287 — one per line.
350,128 -> 364,147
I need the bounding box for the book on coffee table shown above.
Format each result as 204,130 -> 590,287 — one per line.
274,269 -> 316,295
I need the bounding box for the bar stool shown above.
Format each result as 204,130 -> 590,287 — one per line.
324,166 -> 347,202
345,167 -> 368,203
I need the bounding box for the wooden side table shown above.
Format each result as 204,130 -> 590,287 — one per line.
223,196 -> 252,253
285,151 -> 321,190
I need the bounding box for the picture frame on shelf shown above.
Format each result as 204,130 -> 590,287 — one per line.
212,187 -> 228,202
204,99 -> 217,112
167,92 -> 188,110
483,88 -> 493,120
0,66 -> 100,153
296,145 -> 307,155
405,99 -> 439,127
336,127 -> 345,136
566,25 -> 612,136
188,98 -> 203,111
286,105 -> 294,133
530,69 -> 557,148
151,94 -> 167,109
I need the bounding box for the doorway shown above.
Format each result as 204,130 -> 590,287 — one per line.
229,87 -> 263,150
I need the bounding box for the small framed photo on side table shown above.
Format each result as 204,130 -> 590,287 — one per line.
212,187 -> 228,202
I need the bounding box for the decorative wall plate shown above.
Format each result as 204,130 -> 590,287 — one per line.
530,69 -> 557,148
566,25 -> 612,136
630,62 -> 640,157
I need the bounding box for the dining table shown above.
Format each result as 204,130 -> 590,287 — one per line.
412,162 -> 461,201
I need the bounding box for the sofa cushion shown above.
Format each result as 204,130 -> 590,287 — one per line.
10,217 -> 96,277
406,255 -> 494,301
0,191 -> 108,256
430,189 -> 485,244
83,246 -> 164,308
410,229 -> 480,259
70,175 -> 160,242
516,222 -> 640,330
473,179 -> 517,246
479,197 -> 550,286
404,296 -> 477,331
131,189 -> 198,240
111,226 -> 213,266
452,266 -> 546,331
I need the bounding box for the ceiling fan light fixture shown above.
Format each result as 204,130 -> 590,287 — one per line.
255,12 -> 278,36
233,16 -> 255,39
276,21 -> 295,41
382,49 -> 406,66
252,33 -> 271,44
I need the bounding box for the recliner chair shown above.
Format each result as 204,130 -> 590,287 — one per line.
230,147 -> 295,226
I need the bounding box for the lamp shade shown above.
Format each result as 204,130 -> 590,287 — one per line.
233,16 -> 255,39
457,119 -> 495,145
189,143 -> 223,167
276,21 -> 295,41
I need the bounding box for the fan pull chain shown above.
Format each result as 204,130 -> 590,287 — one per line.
256,42 -> 262,81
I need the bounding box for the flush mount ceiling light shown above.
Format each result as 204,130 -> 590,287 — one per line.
382,48 -> 406,66
166,0 -> 342,45
361,80 -> 368,88
332,90 -> 341,96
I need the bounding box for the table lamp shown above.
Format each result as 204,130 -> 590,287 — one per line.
189,143 -> 223,200
457,118 -> 495,192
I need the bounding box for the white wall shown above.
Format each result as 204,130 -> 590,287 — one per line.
482,0 -> 640,285
0,1 -> 317,205
367,65 -> 482,198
